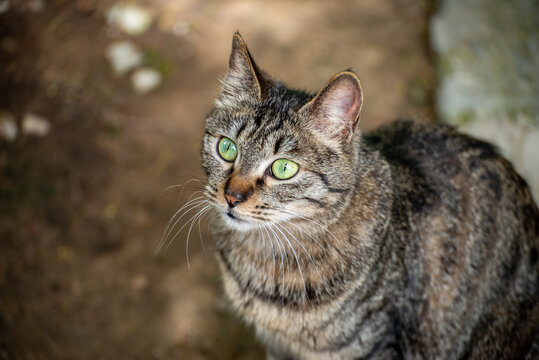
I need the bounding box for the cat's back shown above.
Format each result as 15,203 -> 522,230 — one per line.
364,120 -> 539,359
364,119 -> 536,220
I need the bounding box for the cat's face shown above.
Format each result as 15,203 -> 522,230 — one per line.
202,33 -> 363,233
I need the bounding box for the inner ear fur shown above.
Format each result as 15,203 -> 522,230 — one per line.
300,71 -> 363,143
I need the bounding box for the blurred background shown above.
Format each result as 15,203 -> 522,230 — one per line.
0,0 -> 536,359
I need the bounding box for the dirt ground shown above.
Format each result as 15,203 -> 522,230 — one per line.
0,1 -> 433,359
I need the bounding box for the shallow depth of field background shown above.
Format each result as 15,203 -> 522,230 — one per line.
1,0 -> 535,359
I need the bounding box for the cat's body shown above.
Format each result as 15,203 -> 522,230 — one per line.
201,33 -> 539,359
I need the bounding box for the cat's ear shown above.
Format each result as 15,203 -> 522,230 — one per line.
219,32 -> 263,103
300,71 -> 363,143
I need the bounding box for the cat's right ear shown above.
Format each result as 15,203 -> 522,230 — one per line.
299,71 -> 363,144
218,32 -> 263,104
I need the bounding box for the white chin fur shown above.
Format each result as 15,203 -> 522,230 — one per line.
221,212 -> 259,232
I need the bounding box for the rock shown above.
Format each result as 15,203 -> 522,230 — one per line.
0,0 -> 9,14
28,0 -> 44,12
0,111 -> 17,142
131,67 -> 162,94
431,0 -> 539,199
56,246 -> 74,262
106,40 -> 143,76
22,113 -> 50,137
131,274 -> 149,291
432,0 -> 539,127
151,346 -> 164,359
172,21 -> 190,37
104,203 -> 117,220
106,3 -> 154,36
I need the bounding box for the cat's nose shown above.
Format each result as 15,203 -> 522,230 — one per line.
224,178 -> 253,208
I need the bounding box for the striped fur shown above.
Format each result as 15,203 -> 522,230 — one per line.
200,33 -> 539,359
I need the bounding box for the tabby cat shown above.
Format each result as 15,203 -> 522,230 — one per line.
200,32 -> 539,359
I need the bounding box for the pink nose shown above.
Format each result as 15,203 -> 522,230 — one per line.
224,178 -> 253,208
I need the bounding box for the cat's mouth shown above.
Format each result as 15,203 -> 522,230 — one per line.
222,208 -> 260,231
226,209 -> 244,222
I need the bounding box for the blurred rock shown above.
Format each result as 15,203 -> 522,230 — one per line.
0,0 -> 9,14
106,3 -> 154,36
28,0 -> 44,12
0,111 -> 17,142
172,21 -> 190,37
71,280 -> 82,297
56,246 -> 74,262
432,0 -> 539,199
104,203 -> 118,220
131,274 -> 149,291
106,40 -> 143,76
131,67 -> 162,94
22,113 -> 50,137
151,346 -> 164,359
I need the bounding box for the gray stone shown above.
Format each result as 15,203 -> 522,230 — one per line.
106,40 -> 143,76
131,67 -> 162,94
22,113 -> 50,137
0,111 -> 17,142
106,3 -> 154,36
431,0 -> 539,199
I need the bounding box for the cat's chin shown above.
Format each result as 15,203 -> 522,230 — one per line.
221,211 -> 258,232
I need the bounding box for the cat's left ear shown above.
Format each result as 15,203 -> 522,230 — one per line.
219,32 -> 264,103
299,71 -> 363,143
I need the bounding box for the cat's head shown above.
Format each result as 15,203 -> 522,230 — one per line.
202,32 -> 363,232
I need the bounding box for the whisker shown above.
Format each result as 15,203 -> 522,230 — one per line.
162,196 -> 205,239
262,224 -> 277,268
270,224 -> 287,267
267,224 -> 287,306
207,209 -> 216,233
203,188 -> 218,200
162,178 -> 205,202
159,197 -> 208,253
183,205 -> 212,269
280,221 -> 325,291
162,202 -> 210,263
283,219 -> 325,249
279,209 -> 340,243
156,199 -> 209,256
275,223 -> 307,301
280,222 -> 317,267
255,206 -> 330,248
197,208 -> 214,257
266,224 -> 285,275
259,224 -> 271,277
257,224 -> 267,266
164,178 -> 203,192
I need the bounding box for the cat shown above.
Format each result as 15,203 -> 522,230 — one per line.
200,32 -> 539,359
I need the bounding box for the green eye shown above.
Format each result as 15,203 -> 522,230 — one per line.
218,137 -> 238,162
271,159 -> 299,180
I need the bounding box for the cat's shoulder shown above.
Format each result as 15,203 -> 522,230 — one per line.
363,119 -> 502,174
364,119 -> 496,159
363,119 -> 536,217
